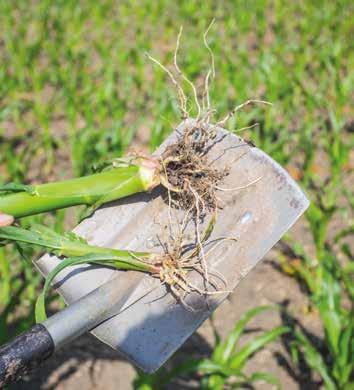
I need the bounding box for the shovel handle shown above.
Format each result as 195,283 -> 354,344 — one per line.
0,324 -> 54,386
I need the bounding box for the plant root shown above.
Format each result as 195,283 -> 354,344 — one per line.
144,22 -> 272,309
160,123 -> 228,217
149,227 -> 237,311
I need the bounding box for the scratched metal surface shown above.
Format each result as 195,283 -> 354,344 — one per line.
36,120 -> 309,372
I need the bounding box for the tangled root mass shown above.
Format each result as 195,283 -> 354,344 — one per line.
161,124 -> 227,216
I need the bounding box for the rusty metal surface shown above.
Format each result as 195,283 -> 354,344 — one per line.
36,120 -> 309,372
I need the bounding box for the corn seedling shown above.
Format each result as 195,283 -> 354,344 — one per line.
290,250 -> 353,390
0,225 -> 160,322
0,222 -> 232,323
279,236 -> 354,390
134,306 -> 288,389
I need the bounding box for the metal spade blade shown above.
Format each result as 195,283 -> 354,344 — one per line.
35,120 -> 309,372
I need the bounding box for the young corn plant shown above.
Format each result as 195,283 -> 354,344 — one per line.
0,225 -> 160,322
280,238 -> 354,390
0,218 -> 228,324
134,306 -> 289,390
276,107 -> 353,388
300,112 -> 350,259
292,250 -> 353,390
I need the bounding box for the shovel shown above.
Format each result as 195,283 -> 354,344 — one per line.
0,120 -> 309,385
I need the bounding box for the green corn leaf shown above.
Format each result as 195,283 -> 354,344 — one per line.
35,254 -> 107,322
0,225 -> 90,257
196,359 -> 245,379
158,359 -> 201,386
0,225 -> 62,250
294,261 -> 317,294
229,326 -> 289,370
0,183 -> 36,195
333,322 -> 353,385
33,224 -> 89,248
341,261 -> 354,300
133,368 -> 163,390
294,330 -> 336,390
317,299 -> 342,358
134,368 -> 162,390
245,372 -> 281,390
35,253 -> 140,323
31,224 -> 65,239
0,224 -> 131,258
212,305 -> 277,364
334,225 -> 354,244
92,156 -> 139,173
196,360 -> 225,375
290,340 -> 300,365
316,256 -> 342,356
0,226 -> 157,324
207,374 -> 225,390
134,383 -> 155,390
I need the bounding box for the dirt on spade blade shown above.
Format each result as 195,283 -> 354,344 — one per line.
161,124 -> 227,215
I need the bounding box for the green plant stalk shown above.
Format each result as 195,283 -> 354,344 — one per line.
0,225 -> 159,273
0,161 -> 160,218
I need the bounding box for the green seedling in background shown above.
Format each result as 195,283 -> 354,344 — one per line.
134,306 -> 288,389
0,0 -> 352,388
287,247 -> 353,390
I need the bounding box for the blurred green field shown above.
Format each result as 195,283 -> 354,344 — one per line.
0,0 -> 353,388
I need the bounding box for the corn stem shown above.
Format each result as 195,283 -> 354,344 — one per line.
0,159 -> 160,218
0,225 -> 158,273
0,225 -> 160,321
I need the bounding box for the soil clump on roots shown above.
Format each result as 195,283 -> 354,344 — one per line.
160,123 -> 227,217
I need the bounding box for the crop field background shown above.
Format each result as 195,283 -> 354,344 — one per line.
0,0 -> 353,389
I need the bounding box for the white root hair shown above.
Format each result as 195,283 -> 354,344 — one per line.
217,99 -> 272,127
174,26 -> 202,121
